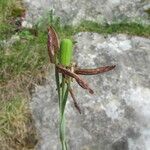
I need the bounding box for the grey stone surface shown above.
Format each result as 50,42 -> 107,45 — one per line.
23,0 -> 150,26
30,33 -> 150,150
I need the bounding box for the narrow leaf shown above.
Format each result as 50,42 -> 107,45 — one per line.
75,65 -> 116,75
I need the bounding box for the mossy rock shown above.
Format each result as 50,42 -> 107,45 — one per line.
11,7 -> 26,18
145,8 -> 150,15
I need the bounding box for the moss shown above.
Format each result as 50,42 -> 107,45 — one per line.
144,8 -> 150,15
0,0 -> 25,40
11,7 -> 26,18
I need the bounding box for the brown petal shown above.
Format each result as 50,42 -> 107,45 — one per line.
56,65 -> 94,94
69,88 -> 81,114
75,65 -> 116,75
47,26 -> 60,63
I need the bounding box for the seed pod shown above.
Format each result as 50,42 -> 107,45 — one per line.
59,39 -> 73,66
47,26 -> 59,63
75,65 -> 116,75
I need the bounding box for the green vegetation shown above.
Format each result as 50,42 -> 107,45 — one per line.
0,0 -> 24,40
0,32 -> 47,82
77,21 -> 150,37
0,97 -> 37,150
0,2 -> 150,149
144,8 -> 150,16
1,18 -> 150,83
0,1 -> 38,149
58,39 -> 73,150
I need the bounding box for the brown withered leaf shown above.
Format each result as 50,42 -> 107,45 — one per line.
56,65 -> 94,94
75,65 -> 116,75
69,88 -> 81,114
47,26 -> 60,63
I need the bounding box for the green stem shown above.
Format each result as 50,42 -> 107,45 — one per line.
55,67 -> 60,107
57,74 -> 69,150
56,39 -> 73,150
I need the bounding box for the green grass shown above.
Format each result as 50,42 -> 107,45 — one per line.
0,1 -> 38,149
0,32 -> 47,82
0,0 -> 24,40
77,21 -> 150,37
0,97 -> 28,137
0,0 -> 23,21
1,18 -> 150,83
0,97 -> 37,150
38,10 -> 150,38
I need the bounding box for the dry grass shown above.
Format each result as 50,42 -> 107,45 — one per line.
0,71 -> 44,149
0,96 -> 38,150
0,1 -> 49,147
0,1 -> 40,148
0,60 -> 51,149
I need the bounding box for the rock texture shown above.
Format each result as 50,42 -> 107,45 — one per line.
30,33 -> 150,150
23,0 -> 150,26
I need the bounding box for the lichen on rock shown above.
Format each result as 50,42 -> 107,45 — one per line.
23,0 -> 150,26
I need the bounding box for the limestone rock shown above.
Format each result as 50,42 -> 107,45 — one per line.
23,0 -> 150,26
30,33 -> 150,150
